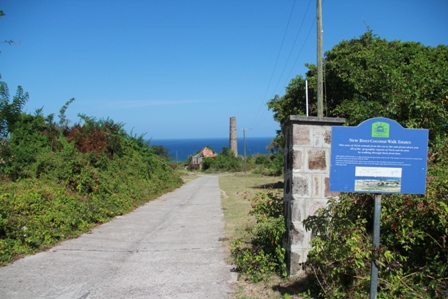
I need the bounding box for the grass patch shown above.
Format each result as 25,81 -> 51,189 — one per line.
219,173 -> 282,242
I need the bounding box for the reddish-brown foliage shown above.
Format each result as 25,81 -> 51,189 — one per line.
65,125 -> 108,155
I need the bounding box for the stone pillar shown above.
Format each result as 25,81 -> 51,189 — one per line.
229,116 -> 238,157
283,116 -> 345,275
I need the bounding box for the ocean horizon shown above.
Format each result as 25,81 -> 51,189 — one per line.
149,137 -> 275,162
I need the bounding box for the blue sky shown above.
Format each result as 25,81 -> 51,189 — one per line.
1,0 -> 447,139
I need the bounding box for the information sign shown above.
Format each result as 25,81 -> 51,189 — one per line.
330,117 -> 428,194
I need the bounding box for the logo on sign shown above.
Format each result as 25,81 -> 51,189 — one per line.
372,122 -> 390,138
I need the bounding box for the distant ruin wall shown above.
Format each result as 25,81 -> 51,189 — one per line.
283,116 -> 345,275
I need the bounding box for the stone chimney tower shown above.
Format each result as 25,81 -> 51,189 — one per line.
229,116 -> 238,157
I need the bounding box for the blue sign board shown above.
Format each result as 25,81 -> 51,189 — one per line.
330,118 -> 428,194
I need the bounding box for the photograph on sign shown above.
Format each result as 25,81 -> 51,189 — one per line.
354,166 -> 402,192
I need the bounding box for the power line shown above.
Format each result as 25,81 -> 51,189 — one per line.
285,15 -> 316,81
250,0 -> 315,130
271,0 -> 313,97
249,0 -> 297,130
282,0 -> 326,116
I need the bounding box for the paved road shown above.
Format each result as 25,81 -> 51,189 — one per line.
0,176 -> 235,299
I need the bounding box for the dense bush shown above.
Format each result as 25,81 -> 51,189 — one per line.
198,145 -> 284,176
267,32 -> 448,151
252,151 -> 284,176
255,154 -> 270,166
303,162 -> 448,298
202,146 -> 242,172
0,82 -> 183,265
267,151 -> 284,176
231,191 -> 287,282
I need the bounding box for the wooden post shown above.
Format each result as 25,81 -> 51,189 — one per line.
316,0 -> 324,117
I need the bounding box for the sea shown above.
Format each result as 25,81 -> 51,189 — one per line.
149,137 -> 275,162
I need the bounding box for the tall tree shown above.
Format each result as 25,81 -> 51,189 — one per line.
0,82 -> 29,138
268,31 -> 448,150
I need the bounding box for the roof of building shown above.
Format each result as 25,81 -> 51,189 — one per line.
195,147 -> 217,158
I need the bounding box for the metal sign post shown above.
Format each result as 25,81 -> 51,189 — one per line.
369,194 -> 382,299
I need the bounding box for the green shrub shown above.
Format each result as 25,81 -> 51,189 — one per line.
255,155 -> 270,166
202,146 -> 242,172
0,180 -> 92,261
231,191 -> 287,281
3,114 -> 52,180
0,89 -> 183,265
268,151 -> 284,176
251,152 -> 284,176
303,162 -> 448,298
0,153 -> 182,266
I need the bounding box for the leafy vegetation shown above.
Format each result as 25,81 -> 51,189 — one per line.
220,174 -> 313,298
231,190 -> 287,282
221,174 -> 317,298
252,150 -> 284,176
266,31 -> 448,298
303,161 -> 448,298
267,30 -> 448,150
190,145 -> 284,176
202,147 -> 242,172
0,82 -> 182,265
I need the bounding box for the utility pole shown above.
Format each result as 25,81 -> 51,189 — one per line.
317,0 -> 324,118
242,128 -> 247,173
